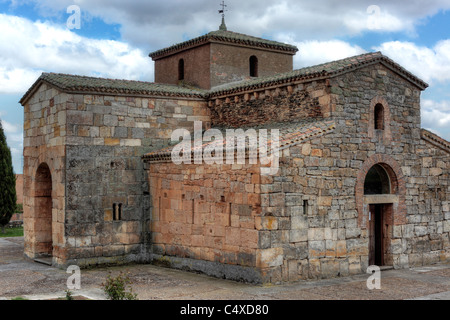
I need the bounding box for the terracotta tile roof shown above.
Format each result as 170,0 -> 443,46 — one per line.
421,129 -> 450,153
149,29 -> 298,59
20,51 -> 428,105
209,51 -> 429,96
19,73 -> 208,104
143,119 -> 336,163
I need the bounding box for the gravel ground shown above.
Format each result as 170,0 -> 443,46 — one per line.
1,237 -> 449,301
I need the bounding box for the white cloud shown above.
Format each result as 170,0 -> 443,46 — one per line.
422,108 -> 450,129
423,99 -> 450,112
374,40 -> 450,84
0,68 -> 41,95
0,13 -> 154,94
344,5 -> 411,34
2,1 -> 449,75
21,0 -> 450,48
422,99 -> 450,129
1,119 -> 20,134
373,39 -> 450,142
0,119 -> 23,167
292,40 -> 366,69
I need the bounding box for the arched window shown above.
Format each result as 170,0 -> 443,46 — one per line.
249,55 -> 258,77
374,103 -> 384,130
364,164 -> 391,195
178,59 -> 185,81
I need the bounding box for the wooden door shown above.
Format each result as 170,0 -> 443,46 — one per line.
369,204 -> 376,266
374,205 -> 384,266
369,204 -> 385,266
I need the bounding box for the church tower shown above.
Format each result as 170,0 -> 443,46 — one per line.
149,13 -> 298,90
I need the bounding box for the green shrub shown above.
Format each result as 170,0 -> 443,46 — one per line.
102,272 -> 138,300
65,289 -> 74,300
0,120 -> 17,234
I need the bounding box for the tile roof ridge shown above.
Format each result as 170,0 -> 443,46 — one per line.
209,51 -> 427,96
20,72 -> 208,105
142,118 -> 337,162
421,128 -> 450,153
41,72 -> 154,84
149,29 -> 298,59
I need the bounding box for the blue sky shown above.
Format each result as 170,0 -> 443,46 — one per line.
1,0 -> 450,174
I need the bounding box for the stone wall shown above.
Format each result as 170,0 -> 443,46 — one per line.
334,64 -> 449,268
147,162 -> 264,283
254,63 -> 449,283
407,139 -> 450,266
22,80 -> 211,267
256,139 -> 448,283
210,43 -> 293,89
22,60 -> 449,281
142,62 -> 448,284
15,174 -> 23,204
63,93 -> 210,267
153,42 -> 294,90
154,43 -> 211,89
22,83 -> 67,263
209,80 -> 329,128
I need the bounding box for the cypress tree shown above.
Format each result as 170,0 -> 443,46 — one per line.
0,119 -> 17,233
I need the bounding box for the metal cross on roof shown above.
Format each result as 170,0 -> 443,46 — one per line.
218,1 -> 227,17
218,1 -> 228,31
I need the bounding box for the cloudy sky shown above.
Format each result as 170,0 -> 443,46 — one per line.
1,0 -> 450,173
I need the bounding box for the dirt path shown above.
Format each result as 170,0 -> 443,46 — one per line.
1,237 -> 449,300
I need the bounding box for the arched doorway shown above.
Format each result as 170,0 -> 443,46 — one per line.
34,163 -> 53,258
364,164 -> 395,267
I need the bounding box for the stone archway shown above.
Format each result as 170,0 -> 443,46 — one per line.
355,154 -> 406,229
355,154 -> 406,267
364,164 -> 392,195
34,163 -> 53,258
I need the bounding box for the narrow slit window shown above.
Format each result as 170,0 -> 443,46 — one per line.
374,103 -> 384,130
113,203 -> 123,221
249,55 -> 258,77
158,196 -> 161,220
191,199 -> 195,224
303,200 -> 309,215
178,58 -> 185,81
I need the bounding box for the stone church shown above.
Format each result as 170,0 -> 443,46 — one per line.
20,19 -> 449,284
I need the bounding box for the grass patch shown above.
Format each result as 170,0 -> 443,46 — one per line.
0,227 -> 24,238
